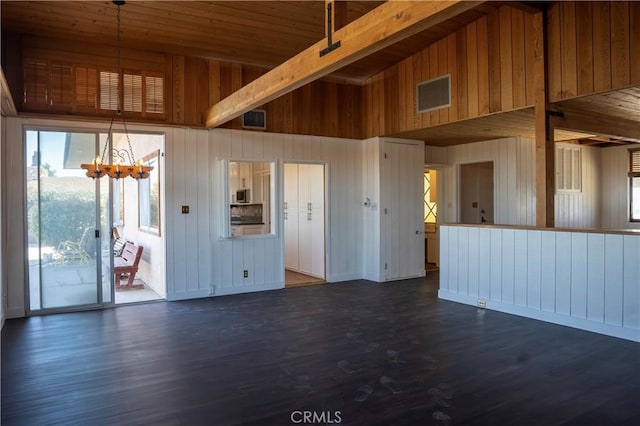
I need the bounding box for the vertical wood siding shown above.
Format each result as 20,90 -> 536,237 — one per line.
362,5 -> 539,138
4,117 -> 370,310
440,225 -> 640,342
554,144 -> 601,229
10,36 -> 364,139
547,1 -> 640,102
601,145 -> 640,230
201,129 -> 365,298
431,137 -> 536,226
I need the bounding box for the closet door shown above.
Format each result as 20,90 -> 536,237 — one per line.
297,164 -> 312,275
298,164 -> 325,278
308,165 -> 325,278
284,164 -> 299,270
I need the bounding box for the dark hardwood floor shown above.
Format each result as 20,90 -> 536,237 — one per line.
2,274 -> 640,425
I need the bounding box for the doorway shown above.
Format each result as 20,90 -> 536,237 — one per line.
424,168 -> 439,271
26,130 -> 111,311
25,129 -> 166,313
460,161 -> 494,224
284,163 -> 326,287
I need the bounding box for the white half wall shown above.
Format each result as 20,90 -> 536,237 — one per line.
439,224 -> 640,342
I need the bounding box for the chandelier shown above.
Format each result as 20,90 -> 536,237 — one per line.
81,0 -> 152,180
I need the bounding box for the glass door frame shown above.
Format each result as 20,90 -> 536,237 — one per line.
24,126 -> 115,315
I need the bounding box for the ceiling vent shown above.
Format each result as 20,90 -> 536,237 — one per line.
242,110 -> 266,130
416,75 -> 451,113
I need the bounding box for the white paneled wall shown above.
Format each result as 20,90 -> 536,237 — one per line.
554,144 -> 601,229
440,225 -> 640,342
601,146 -> 640,230
207,129 -> 364,297
427,138 -> 602,229
362,138 -> 381,280
362,137 -> 425,282
3,119 -> 369,310
427,137 -> 536,226
165,127 -> 212,300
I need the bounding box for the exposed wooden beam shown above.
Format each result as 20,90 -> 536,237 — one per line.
550,106 -> 640,143
1,67 -> 17,117
206,0 -> 484,128
533,10 -> 553,228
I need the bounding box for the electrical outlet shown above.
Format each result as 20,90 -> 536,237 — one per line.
243,270 -> 248,278
477,299 -> 486,308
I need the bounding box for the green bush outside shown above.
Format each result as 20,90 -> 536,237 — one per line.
28,193 -> 95,254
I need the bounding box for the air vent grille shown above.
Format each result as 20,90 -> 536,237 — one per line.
242,110 -> 266,129
416,75 -> 451,113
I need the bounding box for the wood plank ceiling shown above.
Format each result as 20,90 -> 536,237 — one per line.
0,0 -> 496,83
2,1 -> 637,146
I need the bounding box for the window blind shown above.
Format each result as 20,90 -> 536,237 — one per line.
629,149 -> 640,177
123,73 -> 143,112
23,59 -> 49,106
49,63 -> 73,106
99,71 -> 119,111
145,75 -> 164,114
75,66 -> 97,109
22,56 -> 164,117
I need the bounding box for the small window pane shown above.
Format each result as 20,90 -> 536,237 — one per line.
631,177 -> 640,221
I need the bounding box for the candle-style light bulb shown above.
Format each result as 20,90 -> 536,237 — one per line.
95,156 -> 101,173
115,158 -> 121,172
138,159 -> 143,175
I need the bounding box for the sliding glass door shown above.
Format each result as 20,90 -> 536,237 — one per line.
26,130 -> 111,312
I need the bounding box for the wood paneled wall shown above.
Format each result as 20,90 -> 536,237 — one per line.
363,6 -> 539,138
440,225 -> 640,342
6,35 -> 363,139
547,1 -> 640,102
179,59 -> 363,138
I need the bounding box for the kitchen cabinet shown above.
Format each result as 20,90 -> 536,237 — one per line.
284,163 -> 324,278
229,161 -> 253,203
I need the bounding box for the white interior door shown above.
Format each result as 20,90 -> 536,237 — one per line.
284,163 -> 325,280
460,162 -> 494,224
382,141 -> 424,280
284,164 -> 299,270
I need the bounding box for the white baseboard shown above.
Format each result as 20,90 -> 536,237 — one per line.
326,272 -> 363,283
6,306 -> 25,319
362,272 -> 384,282
438,290 -> 640,343
166,289 -> 212,301
214,281 -> 284,296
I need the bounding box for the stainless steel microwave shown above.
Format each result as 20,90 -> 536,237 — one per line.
236,189 -> 250,203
